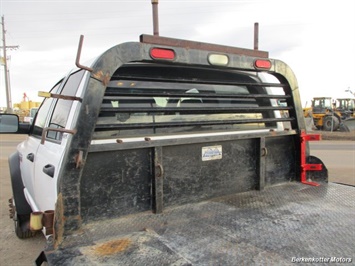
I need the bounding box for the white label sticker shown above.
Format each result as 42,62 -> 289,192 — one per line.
202,145 -> 222,161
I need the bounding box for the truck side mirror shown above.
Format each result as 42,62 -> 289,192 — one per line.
0,114 -> 19,133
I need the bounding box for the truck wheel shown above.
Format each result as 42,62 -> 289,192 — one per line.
15,214 -> 36,239
10,198 -> 36,239
323,116 -> 339,131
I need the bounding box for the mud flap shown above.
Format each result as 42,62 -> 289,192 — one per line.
8,152 -> 32,215
35,251 -> 47,266
307,155 -> 328,183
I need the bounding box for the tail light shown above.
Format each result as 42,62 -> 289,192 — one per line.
150,48 -> 175,60
254,59 -> 271,69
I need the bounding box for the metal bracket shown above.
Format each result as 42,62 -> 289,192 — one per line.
76,35 -> 112,86
300,130 -> 322,186
41,128 -> 77,145
257,137 -> 266,191
153,147 -> 164,214
38,91 -> 82,102
75,35 -> 93,72
75,150 -> 84,169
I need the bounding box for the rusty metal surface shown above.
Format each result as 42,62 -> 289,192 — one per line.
45,182 -> 355,265
140,34 -> 269,58
75,35 -> 93,72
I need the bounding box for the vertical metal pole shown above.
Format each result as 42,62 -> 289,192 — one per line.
254,22 -> 259,51
152,0 -> 159,36
1,16 -> 12,113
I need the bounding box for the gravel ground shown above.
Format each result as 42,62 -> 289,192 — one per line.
313,130 -> 355,141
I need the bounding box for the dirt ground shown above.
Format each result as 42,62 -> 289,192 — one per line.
0,135 -> 45,265
0,132 -> 353,265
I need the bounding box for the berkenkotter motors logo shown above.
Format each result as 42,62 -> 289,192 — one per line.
291,257 -> 353,263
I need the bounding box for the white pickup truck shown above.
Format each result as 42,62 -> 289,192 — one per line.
1,34 -> 353,265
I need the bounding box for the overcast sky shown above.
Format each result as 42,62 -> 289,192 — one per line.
0,0 -> 354,108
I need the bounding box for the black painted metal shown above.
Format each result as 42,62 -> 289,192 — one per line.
89,130 -> 299,153
265,136 -> 297,184
96,63 -> 295,136
140,34 -> 269,58
53,36 -> 310,249
100,106 -> 292,113
80,148 -> 152,221
95,118 -> 294,131
80,134 -> 298,224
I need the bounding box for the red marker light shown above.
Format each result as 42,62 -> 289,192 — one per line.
150,48 -> 175,60
254,59 -> 271,69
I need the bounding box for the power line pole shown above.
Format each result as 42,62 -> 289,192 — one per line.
1,15 -> 19,113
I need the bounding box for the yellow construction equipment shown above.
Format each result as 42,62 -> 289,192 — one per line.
336,98 -> 355,119
336,98 -> 355,131
13,93 -> 40,123
303,97 -> 342,131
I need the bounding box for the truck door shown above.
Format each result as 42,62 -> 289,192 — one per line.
18,81 -> 62,207
33,70 -> 85,211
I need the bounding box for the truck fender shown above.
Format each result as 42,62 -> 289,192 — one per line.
8,151 -> 32,215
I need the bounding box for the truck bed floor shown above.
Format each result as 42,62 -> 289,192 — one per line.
46,182 -> 354,265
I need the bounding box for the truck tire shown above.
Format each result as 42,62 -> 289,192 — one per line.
323,116 -> 339,131
8,152 -> 35,239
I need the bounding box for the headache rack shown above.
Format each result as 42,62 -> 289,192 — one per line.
94,64 -> 295,139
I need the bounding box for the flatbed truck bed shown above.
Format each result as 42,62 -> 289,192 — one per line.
1,34 -> 353,265
44,182 -> 354,265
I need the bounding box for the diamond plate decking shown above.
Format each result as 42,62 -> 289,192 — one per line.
45,182 -> 354,265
